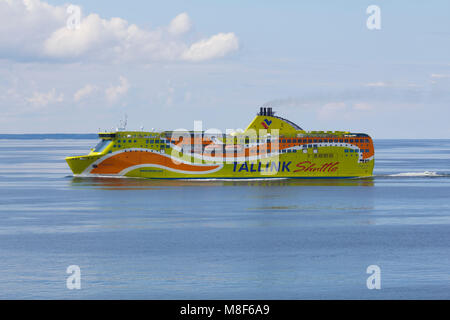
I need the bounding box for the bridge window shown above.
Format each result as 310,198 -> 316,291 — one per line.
93,140 -> 112,153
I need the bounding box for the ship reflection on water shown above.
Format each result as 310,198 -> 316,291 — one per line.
69,176 -> 374,189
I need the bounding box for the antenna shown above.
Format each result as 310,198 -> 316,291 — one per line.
123,114 -> 128,130
116,114 -> 128,132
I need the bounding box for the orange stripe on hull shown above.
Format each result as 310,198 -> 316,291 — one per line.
91,151 -> 220,175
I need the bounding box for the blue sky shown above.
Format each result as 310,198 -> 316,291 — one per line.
0,0 -> 449,137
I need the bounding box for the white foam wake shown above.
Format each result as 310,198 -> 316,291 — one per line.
389,171 -> 441,177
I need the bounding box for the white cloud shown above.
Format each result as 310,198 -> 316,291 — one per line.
184,91 -> 192,102
166,86 -> 175,106
26,88 -> 64,107
0,0 -> 239,62
317,102 -> 373,120
430,74 -> 449,79
353,102 -> 373,111
318,102 -> 347,119
182,33 -> 239,62
74,84 -> 97,102
0,0 -> 66,60
168,12 -> 192,36
105,76 -> 129,103
364,82 -> 388,87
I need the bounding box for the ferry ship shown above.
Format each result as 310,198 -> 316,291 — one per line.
66,108 -> 374,179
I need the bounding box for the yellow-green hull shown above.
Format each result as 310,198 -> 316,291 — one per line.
67,144 -> 374,179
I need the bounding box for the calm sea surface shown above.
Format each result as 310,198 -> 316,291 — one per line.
0,137 -> 449,299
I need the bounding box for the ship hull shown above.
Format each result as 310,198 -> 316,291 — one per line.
67,146 -> 374,179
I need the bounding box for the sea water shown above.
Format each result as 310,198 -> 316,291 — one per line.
0,137 -> 449,299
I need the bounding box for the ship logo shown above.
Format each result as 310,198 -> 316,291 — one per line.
261,119 -> 272,129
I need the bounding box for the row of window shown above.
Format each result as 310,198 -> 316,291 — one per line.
113,144 -> 170,149
187,147 -> 370,154
313,153 -> 334,158
115,136 -> 369,144
186,137 -> 370,144
116,134 -> 160,139
116,139 -> 169,144
345,149 -> 370,153
280,138 -> 370,144
190,138 -> 370,145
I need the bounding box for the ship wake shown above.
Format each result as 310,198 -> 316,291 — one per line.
384,171 -> 449,177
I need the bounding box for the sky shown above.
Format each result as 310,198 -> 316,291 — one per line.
0,0 -> 449,138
